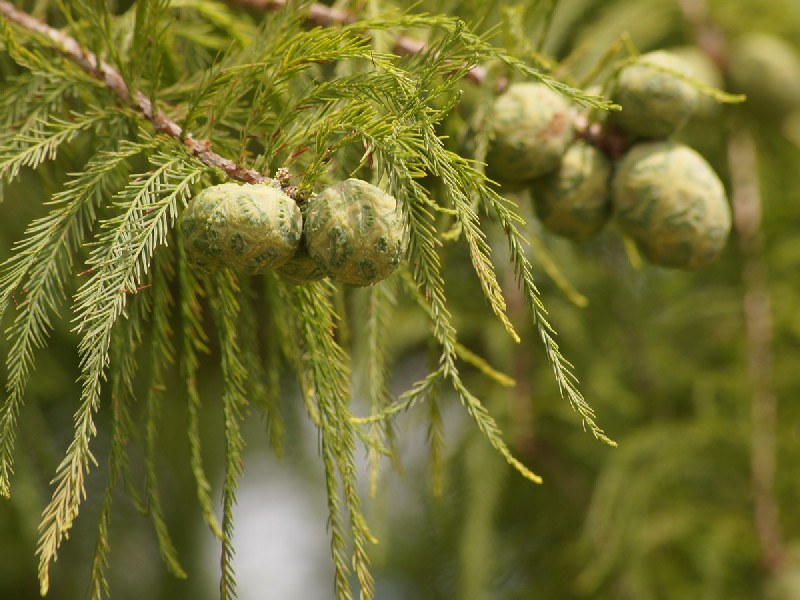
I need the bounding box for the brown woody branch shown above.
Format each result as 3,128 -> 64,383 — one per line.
227,0 -> 356,28
0,1 -> 290,193
228,0 -> 504,90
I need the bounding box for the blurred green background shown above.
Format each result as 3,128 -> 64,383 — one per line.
2,0 -> 800,598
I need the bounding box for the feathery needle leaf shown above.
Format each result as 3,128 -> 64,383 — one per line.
0,141 -> 148,498
36,150 -> 204,594
209,269 -> 248,600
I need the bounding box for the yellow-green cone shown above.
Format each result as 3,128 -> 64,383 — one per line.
611,51 -> 699,138
612,141 -> 731,269
729,33 -> 800,118
532,140 -> 612,241
486,82 -> 574,182
304,179 -> 407,286
180,183 -> 302,275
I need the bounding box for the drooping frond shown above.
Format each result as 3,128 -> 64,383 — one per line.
177,227 -> 223,539
284,280 -> 375,600
358,279 -> 400,497
36,147 -> 206,594
208,269 -> 248,600
480,184 -> 616,446
404,25 -> 521,344
90,291 -> 148,600
427,382 -> 446,497
0,140 -> 149,497
143,248 -> 187,579
239,278 -> 285,456
0,110 -> 116,187
365,114 -> 544,483
0,73 -> 72,139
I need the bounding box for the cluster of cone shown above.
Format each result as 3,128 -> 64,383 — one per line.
488,50 -> 736,270
179,34 -> 800,280
180,178 -> 407,286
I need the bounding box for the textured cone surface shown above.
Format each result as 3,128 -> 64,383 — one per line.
532,140 -> 612,241
305,179 -> 407,286
276,243 -> 327,285
180,183 -> 302,275
611,51 -> 699,138
729,33 -> 800,118
486,82 -> 574,182
670,46 -> 724,118
612,141 -> 731,270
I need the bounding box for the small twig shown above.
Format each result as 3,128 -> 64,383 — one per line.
573,113 -> 629,159
0,1 -> 297,195
230,1 -> 643,152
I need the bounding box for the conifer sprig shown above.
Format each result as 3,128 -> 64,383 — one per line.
287,281 -> 376,600
223,0 -> 620,105
363,281 -> 399,496
177,229 -> 224,540
343,30 -> 545,483
36,149 -> 205,594
144,251 -> 187,579
0,110 -> 114,185
374,143 -> 544,484
239,281 -> 285,456
90,293 -> 148,600
0,74 -> 73,146
0,141 -> 148,498
0,1 -> 292,192
482,184 -> 616,446
208,269 -> 249,600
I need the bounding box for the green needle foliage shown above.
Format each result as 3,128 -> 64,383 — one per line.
0,1 -> 622,598
208,269 -> 248,600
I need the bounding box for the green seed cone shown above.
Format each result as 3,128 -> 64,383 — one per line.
486,82 -> 574,182
532,140 -> 612,241
611,50 -> 699,138
729,33 -> 800,118
669,46 -> 724,118
612,141 -> 731,270
180,183 -> 302,275
276,242 -> 327,285
304,179 -> 407,286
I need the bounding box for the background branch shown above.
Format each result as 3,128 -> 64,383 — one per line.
728,128 -> 785,571
227,0 -> 505,90
678,0 -> 785,572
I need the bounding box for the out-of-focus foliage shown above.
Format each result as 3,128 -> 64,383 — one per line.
366,1 -> 799,599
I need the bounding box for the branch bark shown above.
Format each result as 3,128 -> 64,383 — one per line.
227,0 -> 356,27
227,0 -> 506,91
